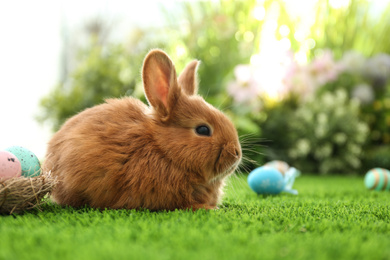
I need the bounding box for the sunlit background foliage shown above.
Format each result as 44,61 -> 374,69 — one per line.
38,0 -> 390,174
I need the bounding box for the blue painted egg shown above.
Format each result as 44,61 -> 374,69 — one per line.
364,168 -> 390,191
5,146 -> 41,177
248,166 -> 285,194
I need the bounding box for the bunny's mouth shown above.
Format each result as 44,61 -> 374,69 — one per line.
210,158 -> 240,183
214,145 -> 241,177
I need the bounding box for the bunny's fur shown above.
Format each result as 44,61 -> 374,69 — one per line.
43,50 -> 241,210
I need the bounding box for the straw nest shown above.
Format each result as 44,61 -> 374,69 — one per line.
0,172 -> 57,214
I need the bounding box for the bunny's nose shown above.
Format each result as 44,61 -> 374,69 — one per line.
223,142 -> 241,162
234,148 -> 240,157
232,144 -> 242,160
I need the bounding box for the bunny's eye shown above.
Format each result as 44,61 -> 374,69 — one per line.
195,125 -> 211,136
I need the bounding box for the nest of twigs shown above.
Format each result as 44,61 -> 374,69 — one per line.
0,172 -> 57,214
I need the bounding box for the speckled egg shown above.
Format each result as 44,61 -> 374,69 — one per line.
364,168 -> 390,191
5,146 -> 41,177
248,166 -> 285,195
0,150 -> 22,180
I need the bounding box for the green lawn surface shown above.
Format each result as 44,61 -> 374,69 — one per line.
1,174 -> 389,260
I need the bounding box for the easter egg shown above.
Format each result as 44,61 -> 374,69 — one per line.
364,168 -> 390,191
264,160 -> 290,175
0,151 -> 22,180
5,146 -> 41,177
248,166 -> 285,194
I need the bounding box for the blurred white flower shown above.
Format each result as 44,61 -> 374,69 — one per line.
362,53 -> 390,81
322,92 -> 335,107
334,106 -> 346,118
314,144 -> 332,159
351,83 -> 375,104
333,133 -> 347,145
300,109 -> 313,122
290,88 -> 369,174
347,143 -> 361,155
288,150 -> 298,159
356,123 -> 369,142
345,154 -> 360,168
315,125 -> 327,138
317,113 -> 328,125
338,50 -> 366,74
335,88 -> 348,102
349,98 -> 360,110
296,138 -> 311,156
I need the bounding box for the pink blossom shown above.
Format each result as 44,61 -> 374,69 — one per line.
227,65 -> 262,103
284,64 -> 317,100
228,49 -> 351,105
308,49 -> 344,86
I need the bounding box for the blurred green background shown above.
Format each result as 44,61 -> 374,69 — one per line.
37,0 -> 390,175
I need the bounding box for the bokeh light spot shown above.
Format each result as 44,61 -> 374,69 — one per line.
279,25 -> 290,37
252,6 -> 266,21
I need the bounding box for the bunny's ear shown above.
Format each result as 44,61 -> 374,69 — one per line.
142,50 -> 180,118
178,60 -> 199,96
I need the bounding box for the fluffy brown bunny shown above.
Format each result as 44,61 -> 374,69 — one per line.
43,49 -> 242,211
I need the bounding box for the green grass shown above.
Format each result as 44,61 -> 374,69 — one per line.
1,174 -> 389,260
